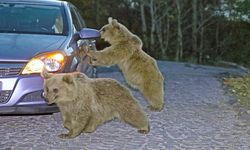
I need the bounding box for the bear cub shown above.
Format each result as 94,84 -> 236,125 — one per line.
42,71 -> 149,139
87,17 -> 165,111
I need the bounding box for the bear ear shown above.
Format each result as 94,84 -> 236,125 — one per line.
62,75 -> 74,84
41,69 -> 53,79
108,17 -> 119,29
111,19 -> 119,29
108,17 -> 113,24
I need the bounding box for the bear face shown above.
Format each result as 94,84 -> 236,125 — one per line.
41,71 -> 78,104
100,17 -> 131,44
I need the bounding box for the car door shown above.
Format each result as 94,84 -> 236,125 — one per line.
69,4 -> 97,77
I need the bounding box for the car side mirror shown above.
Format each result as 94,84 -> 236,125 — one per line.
78,28 -> 100,39
69,28 -> 100,49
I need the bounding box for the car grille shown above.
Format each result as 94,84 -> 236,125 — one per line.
0,67 -> 22,77
20,91 -> 45,103
0,90 -> 12,104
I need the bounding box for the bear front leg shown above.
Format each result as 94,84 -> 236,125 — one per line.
58,113 -> 91,139
63,120 -> 71,130
62,116 -> 71,130
58,120 -> 88,139
83,116 -> 102,133
61,111 -> 71,130
58,127 -> 84,139
87,48 -> 121,66
88,51 -> 115,66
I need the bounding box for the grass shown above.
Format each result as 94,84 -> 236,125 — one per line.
224,75 -> 250,109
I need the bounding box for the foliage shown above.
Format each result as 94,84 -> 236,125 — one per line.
224,75 -> 250,109
67,0 -> 250,67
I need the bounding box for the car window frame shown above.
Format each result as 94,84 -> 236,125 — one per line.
68,3 -> 86,32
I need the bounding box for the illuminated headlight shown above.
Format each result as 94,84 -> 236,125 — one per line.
21,51 -> 65,74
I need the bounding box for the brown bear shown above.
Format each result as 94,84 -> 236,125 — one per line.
87,17 -> 165,111
41,71 -> 150,139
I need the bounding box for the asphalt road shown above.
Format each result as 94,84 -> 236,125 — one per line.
1,61 -> 250,150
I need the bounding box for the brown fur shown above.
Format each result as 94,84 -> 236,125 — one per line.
88,18 -> 165,111
41,71 -> 149,139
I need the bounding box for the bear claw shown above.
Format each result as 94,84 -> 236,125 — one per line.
138,125 -> 150,134
58,133 -> 68,139
138,129 -> 149,134
148,105 -> 163,112
58,133 -> 73,139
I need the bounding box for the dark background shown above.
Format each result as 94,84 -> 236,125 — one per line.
68,0 -> 250,67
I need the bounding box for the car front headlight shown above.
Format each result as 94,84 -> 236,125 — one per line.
21,51 -> 66,74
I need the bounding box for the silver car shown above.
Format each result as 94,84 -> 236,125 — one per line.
0,0 -> 100,114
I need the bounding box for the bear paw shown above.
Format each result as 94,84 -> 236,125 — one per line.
138,129 -> 149,134
58,133 -> 76,139
148,105 -> 164,112
138,125 -> 150,134
90,58 -> 97,64
83,127 -> 96,133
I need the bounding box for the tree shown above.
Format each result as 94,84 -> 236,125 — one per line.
175,0 -> 183,61
139,0 -> 148,49
67,0 -> 250,67
192,0 -> 198,62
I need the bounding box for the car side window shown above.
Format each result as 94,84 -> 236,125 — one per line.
69,4 -> 85,32
73,7 -> 86,28
68,3 -> 88,51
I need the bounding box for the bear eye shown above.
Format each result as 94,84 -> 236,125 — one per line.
53,88 -> 59,93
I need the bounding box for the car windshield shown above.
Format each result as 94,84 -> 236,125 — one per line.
0,3 -> 68,35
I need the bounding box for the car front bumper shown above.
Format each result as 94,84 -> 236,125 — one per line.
0,75 -> 59,114
0,104 -> 58,114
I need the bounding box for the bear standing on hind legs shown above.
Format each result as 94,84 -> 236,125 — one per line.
87,17 -> 165,111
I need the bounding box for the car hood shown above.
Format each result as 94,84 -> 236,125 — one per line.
0,33 -> 67,61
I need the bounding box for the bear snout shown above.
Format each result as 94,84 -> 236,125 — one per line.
41,92 -> 51,103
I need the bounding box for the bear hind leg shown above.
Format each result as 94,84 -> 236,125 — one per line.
119,108 -> 150,134
140,83 -> 164,111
